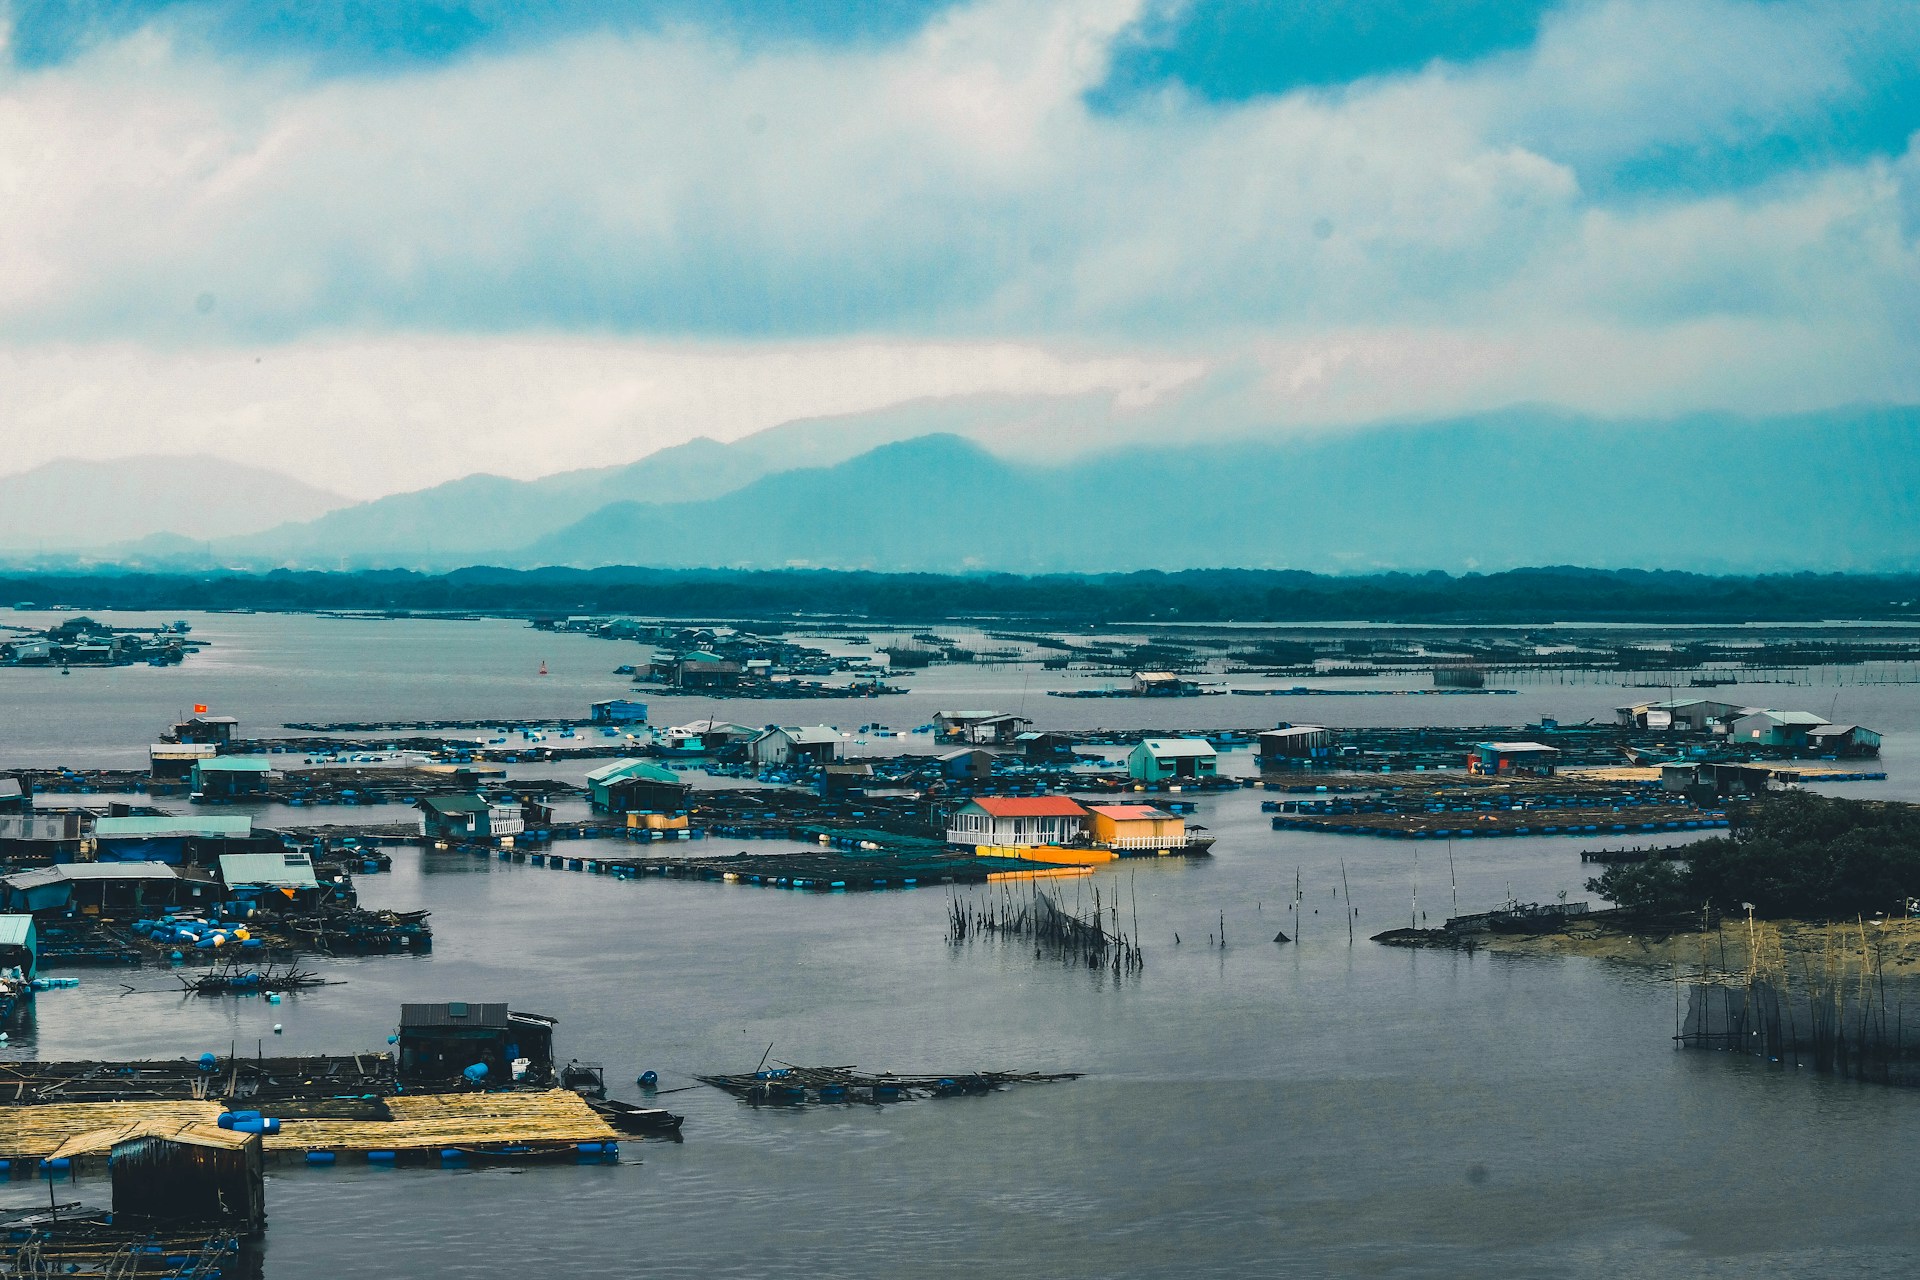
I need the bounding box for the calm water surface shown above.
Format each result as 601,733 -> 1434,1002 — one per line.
0,613 -> 1916,1277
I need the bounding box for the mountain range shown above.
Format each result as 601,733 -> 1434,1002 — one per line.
8,405 -> 1918,574
0,456 -> 348,551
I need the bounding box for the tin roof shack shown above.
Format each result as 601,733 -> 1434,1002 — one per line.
191,756 -> 273,799
150,741 -> 219,784
585,758 -> 683,809
946,797 -> 1089,848
1614,698 -> 1742,732
749,726 -> 844,767
1803,724 -> 1883,757
1,862 -> 203,914
1127,738 -> 1219,783
590,698 -> 649,725
818,762 -> 874,797
416,795 -> 527,841
932,712 -> 1031,745
169,716 -> 239,746
1468,741 -> 1561,776
1085,804 -> 1190,852
1015,731 -> 1075,762
1258,725 -> 1332,763
654,651 -> 743,689
0,915 -> 36,980
1132,671 -> 1204,697
661,719 -> 759,754
218,851 -> 324,911
0,813 -> 86,864
938,748 -> 996,781
52,1120 -> 266,1234
1729,709 -> 1830,749
398,1002 -> 557,1087
0,777 -> 25,814
92,815 -> 255,865
1661,761 -> 1782,800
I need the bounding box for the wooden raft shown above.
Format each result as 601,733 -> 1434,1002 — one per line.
267,1090 -> 619,1153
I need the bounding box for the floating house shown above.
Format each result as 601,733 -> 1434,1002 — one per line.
0,813 -> 86,863
1015,731 -> 1075,762
1614,698 -> 1743,732
932,712 -> 1032,745
586,758 -> 683,810
749,726 -> 843,767
1258,725 -> 1332,763
0,862 -> 205,914
819,762 -> 875,797
654,651 -> 742,690
51,1120 -> 265,1233
937,748 -> 996,781
945,797 -> 1089,848
1127,738 -> 1219,783
416,795 -> 527,841
397,1002 -> 557,1087
0,915 -> 36,981
218,851 -> 323,910
658,718 -> 758,754
1467,741 -> 1561,776
1728,709 -> 1830,749
149,742 -> 218,783
1132,671 -> 1204,697
0,778 -> 25,814
1803,724 -> 1883,757
92,815 -> 255,865
1085,804 -> 1192,851
1661,761 -> 1782,798
589,698 -> 649,725
170,716 -> 239,746
191,756 -> 273,799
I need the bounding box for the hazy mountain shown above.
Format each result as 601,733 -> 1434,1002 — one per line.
520,407 -> 1920,574
221,397 -> 1015,566
0,456 -> 349,551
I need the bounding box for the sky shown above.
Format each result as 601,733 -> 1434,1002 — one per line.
3,0 -> 1919,498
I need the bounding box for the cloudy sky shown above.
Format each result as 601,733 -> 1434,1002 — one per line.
3,0 -> 1919,497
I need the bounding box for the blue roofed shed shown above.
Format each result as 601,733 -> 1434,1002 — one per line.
0,915 -> 36,980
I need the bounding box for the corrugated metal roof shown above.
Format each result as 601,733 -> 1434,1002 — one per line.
1139,738 -> 1217,757
150,743 -> 219,759
0,916 -> 33,949
194,757 -> 272,773
2,862 -> 180,890
417,794 -> 491,815
400,1002 -> 510,1029
1089,805 -> 1173,822
764,726 -> 841,745
218,852 -> 319,890
95,816 -> 253,838
1477,741 -> 1561,753
585,758 -> 677,785
1261,726 -> 1327,739
965,797 -> 1089,818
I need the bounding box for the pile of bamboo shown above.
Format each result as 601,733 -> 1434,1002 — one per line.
267,1089 -> 618,1153
0,1101 -> 221,1159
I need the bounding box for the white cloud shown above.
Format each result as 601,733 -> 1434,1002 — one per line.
0,0 -> 1917,493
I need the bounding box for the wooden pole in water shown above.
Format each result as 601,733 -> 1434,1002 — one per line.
1448,843 -> 1458,915
1341,858 -> 1353,946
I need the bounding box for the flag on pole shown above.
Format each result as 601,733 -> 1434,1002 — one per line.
193,704 -> 208,714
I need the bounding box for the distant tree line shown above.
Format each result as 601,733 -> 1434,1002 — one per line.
1587,793 -> 1920,919
1,565 -> 1918,623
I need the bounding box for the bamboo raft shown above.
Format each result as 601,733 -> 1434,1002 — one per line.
698,1064 -> 1080,1106
0,1090 -> 619,1162
178,965 -> 337,995
0,1055 -> 397,1105
0,1215 -> 254,1279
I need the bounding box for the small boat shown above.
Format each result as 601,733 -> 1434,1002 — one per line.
538,660 -> 549,676
586,1097 -> 685,1138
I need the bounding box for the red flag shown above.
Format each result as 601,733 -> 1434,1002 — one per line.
193,704 -> 208,714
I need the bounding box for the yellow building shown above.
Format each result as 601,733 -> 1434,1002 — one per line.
1086,804 -> 1186,850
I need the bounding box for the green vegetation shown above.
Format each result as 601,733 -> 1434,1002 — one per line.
1587,793 -> 1920,919
2,566 -> 1918,623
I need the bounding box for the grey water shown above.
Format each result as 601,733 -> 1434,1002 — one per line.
2,612 -> 1918,1277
